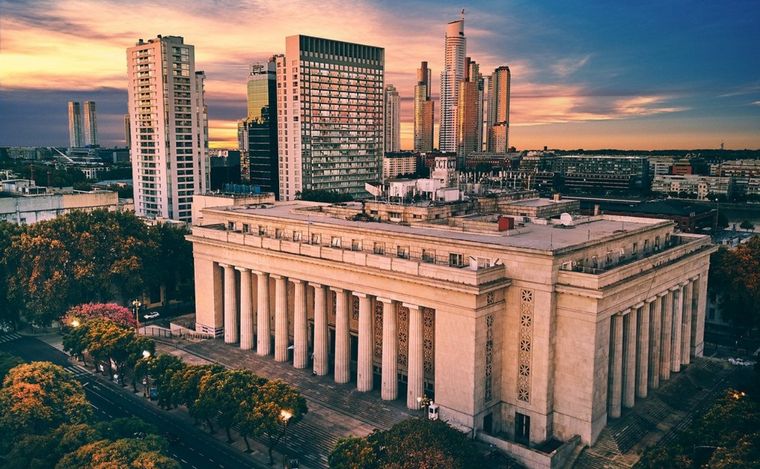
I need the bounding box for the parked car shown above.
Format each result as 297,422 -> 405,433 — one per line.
143,311 -> 160,320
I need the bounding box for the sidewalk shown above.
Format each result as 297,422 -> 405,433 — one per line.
155,337 -> 418,468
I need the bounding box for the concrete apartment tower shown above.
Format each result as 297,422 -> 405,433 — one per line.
384,84 -> 401,153
457,57 -> 483,160
277,35 -> 384,201
487,66 -> 511,153
127,35 -> 208,222
439,18 -> 466,153
83,101 -> 98,146
413,61 -> 434,152
68,101 -> 84,148
238,59 -> 278,195
124,114 -> 131,148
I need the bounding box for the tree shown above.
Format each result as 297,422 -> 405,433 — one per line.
708,431 -> 760,468
56,436 -> 179,469
329,437 -> 379,469
2,423 -> 99,469
0,222 -> 23,327
135,354 -> 185,409
708,237 -> 760,329
238,378 -> 307,464
195,369 -> 264,441
740,220 -> 755,231
63,303 -> 137,329
0,362 -> 91,437
173,364 -> 224,422
144,223 -> 194,305
329,418 -> 487,469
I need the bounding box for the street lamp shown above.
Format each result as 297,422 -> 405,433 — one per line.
71,319 -> 80,328
131,299 -> 142,332
417,394 -> 432,413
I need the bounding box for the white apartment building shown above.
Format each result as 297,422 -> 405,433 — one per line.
439,19 -> 466,153
384,84 -> 401,153
127,35 -> 208,222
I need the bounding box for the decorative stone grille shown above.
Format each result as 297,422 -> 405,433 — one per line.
397,304 -> 409,368
374,301 -> 383,362
517,288 -> 534,402
422,307 -> 435,378
485,313 -> 494,401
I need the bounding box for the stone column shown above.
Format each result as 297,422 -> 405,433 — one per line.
637,300 -> 652,398
660,289 -> 673,382
311,283 -> 329,376
293,280 -> 308,369
221,264 -> 238,344
692,273 -> 708,358
649,294 -> 664,389
609,313 -> 624,418
379,298 -> 397,400
356,293 -> 373,392
623,308 -> 637,408
255,271 -> 271,356
333,288 -> 351,384
671,285 -> 684,373
273,274 -> 289,362
682,279 -> 694,365
406,303 -> 424,410
237,267 -> 254,350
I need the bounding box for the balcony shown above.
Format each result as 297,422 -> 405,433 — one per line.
191,225 -> 507,288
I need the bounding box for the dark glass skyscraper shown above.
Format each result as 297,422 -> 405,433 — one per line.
238,59 -> 278,196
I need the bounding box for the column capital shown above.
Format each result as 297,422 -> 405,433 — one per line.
690,276 -> 700,282
658,291 -> 669,298
645,297 -> 657,303
218,262 -> 231,269
402,302 -> 420,311
252,269 -> 268,277
669,286 -> 681,292
234,266 -> 249,273
309,282 -> 324,289
330,286 -> 345,293
377,297 -> 394,304
679,281 -> 689,287
291,278 -> 304,284
270,273 -> 286,280
353,292 -> 369,299
634,302 -> 645,309
618,308 -> 632,316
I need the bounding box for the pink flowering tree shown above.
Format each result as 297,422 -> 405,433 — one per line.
62,302 -> 137,329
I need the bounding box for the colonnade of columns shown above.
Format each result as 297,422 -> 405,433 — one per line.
608,275 -> 703,418
216,263 -> 427,409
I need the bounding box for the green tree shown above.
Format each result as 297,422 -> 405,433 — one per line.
0,222 -> 23,327
145,222 -> 193,305
196,369 -> 264,441
708,431 -> 760,468
238,378 -> 307,464
3,423 -> 99,469
174,364 -> 224,422
708,237 -> 760,329
56,436 -> 179,469
0,362 -> 91,438
328,436 -> 379,469
135,354 -> 185,409
740,220 -> 755,231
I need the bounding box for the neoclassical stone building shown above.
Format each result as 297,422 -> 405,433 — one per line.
189,199 -> 714,447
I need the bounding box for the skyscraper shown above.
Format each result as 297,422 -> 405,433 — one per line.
127,35 -> 208,222
439,19 -> 466,153
277,35 -> 384,201
413,61 -> 434,152
457,57 -> 483,159
384,84 -> 400,153
487,66 -> 511,153
83,100 -> 98,146
238,60 -> 278,196
68,101 -> 84,148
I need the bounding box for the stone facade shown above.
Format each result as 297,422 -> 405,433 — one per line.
188,200 -> 715,449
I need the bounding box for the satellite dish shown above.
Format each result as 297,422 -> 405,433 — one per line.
560,212 -> 574,226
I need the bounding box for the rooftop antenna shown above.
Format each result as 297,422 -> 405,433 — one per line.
461,8 -> 465,20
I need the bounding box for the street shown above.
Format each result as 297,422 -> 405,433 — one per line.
0,334 -> 268,469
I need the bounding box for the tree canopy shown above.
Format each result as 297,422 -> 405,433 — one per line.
708,236 -> 760,329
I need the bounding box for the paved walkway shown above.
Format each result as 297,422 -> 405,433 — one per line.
158,338 -> 418,468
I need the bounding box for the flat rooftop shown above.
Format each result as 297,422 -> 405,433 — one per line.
206,201 -> 669,253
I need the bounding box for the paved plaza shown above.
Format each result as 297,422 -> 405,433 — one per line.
161,337 -> 418,468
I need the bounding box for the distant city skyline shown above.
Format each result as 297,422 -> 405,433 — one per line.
1,0 -> 759,150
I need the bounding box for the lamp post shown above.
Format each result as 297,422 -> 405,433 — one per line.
416,394 -> 432,415
131,299 -> 142,333
279,409 -> 293,467
141,350 -> 151,397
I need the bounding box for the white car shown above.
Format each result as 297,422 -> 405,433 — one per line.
143,311 -> 160,320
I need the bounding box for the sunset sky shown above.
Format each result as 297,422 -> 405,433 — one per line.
1,0 -> 759,150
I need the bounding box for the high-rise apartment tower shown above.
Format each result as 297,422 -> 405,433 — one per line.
413,61 -> 434,152
127,35 -> 208,222
277,35 -> 384,201
457,57 -> 483,159
68,101 -> 84,148
83,101 -> 98,146
439,19 -> 466,153
487,66 -> 511,153
384,84 -> 401,153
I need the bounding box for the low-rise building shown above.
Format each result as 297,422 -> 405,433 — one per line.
0,180 -> 120,224
651,175 -> 735,200
383,152 -> 418,180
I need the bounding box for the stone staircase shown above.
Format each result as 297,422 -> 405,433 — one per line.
573,358 -> 732,468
